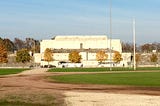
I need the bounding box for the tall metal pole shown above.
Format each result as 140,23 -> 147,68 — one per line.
133,18 -> 136,70
109,0 -> 112,71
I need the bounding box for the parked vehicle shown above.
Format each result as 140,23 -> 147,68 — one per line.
57,61 -> 68,68
98,62 -> 115,67
41,65 -> 56,68
58,61 -> 83,68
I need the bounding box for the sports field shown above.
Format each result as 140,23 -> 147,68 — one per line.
0,68 -> 160,105
50,72 -> 160,87
48,67 -> 160,72
0,68 -> 28,75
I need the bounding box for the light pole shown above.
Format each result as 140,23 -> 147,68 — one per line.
109,0 -> 112,71
133,18 -> 136,70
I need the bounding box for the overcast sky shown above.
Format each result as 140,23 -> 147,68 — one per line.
0,0 -> 160,44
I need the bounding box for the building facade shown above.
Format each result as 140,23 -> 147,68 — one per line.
41,35 -> 122,53
35,35 -> 131,67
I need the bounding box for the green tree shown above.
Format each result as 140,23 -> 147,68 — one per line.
113,51 -> 123,63
69,51 -> 82,63
150,53 -> 158,65
44,48 -> 53,65
96,50 -> 108,63
0,44 -> 8,63
16,49 -> 31,63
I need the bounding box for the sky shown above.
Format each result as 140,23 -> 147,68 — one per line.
0,0 -> 160,44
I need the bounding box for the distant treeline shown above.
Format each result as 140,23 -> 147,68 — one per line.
0,37 -> 159,53
0,37 -> 40,53
122,42 -> 160,53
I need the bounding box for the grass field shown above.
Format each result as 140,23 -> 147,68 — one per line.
0,93 -> 57,106
0,68 -> 28,75
48,67 -> 160,72
50,72 -> 160,87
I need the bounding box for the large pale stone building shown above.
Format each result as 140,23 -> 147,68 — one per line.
41,35 -> 122,53
35,35 -> 131,67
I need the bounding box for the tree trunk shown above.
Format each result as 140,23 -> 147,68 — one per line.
48,62 -> 49,68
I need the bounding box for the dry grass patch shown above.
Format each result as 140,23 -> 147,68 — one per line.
0,91 -> 65,106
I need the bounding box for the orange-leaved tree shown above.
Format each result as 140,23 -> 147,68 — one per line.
44,48 -> 53,65
150,53 -> 158,65
135,53 -> 141,67
113,51 -> 123,63
0,43 -> 8,63
69,51 -> 82,63
96,50 -> 108,63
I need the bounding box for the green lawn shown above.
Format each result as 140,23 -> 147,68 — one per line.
48,67 -> 160,72
49,72 -> 160,87
0,68 -> 28,75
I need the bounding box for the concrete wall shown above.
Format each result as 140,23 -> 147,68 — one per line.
120,53 -> 132,67
35,52 -> 132,67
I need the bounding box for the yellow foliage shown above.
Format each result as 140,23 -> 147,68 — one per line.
113,51 -> 123,63
136,53 -> 141,63
96,51 -> 108,63
150,53 -> 158,63
0,44 -> 8,63
69,51 -> 82,63
44,48 -> 53,63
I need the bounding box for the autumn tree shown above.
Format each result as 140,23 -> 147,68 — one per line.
96,50 -> 108,63
0,38 -> 15,52
0,37 -> 3,44
69,51 -> 82,63
3,39 -> 15,52
44,48 -> 53,65
0,44 -> 8,63
150,53 -> 158,65
16,49 -> 31,64
135,53 -> 141,67
113,51 -> 123,63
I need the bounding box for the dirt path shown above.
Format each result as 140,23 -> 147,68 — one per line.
0,69 -> 160,105
18,68 -> 48,75
65,91 -> 160,106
